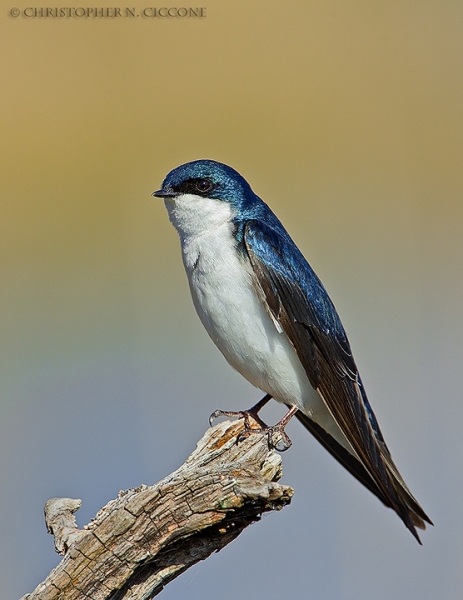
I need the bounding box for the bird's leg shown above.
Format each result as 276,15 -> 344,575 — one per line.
210,396 -> 298,452
264,405 -> 299,451
238,403 -> 298,452
209,393 -> 272,430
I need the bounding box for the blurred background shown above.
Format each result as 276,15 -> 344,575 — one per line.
1,1 -> 462,598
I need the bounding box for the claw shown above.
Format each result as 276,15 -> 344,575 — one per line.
266,426 -> 293,452
209,409 -> 243,427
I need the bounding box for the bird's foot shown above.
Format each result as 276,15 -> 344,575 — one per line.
231,422 -> 293,452
209,393 -> 272,429
209,396 -> 298,452
208,407 -> 268,431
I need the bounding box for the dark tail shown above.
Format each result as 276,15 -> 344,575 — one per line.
294,410 -> 433,543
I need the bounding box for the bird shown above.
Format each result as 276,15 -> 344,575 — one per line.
153,159 -> 432,543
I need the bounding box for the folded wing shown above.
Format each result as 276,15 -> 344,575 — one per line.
243,219 -> 432,542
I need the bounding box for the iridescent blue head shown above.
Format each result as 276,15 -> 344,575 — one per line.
152,159 -> 257,211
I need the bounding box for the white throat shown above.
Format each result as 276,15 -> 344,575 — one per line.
164,193 -> 235,241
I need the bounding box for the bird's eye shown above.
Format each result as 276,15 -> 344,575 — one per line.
195,179 -> 213,193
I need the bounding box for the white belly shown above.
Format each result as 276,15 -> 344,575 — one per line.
182,221 -> 324,417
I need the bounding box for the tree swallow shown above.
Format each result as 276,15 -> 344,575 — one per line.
153,159 -> 432,543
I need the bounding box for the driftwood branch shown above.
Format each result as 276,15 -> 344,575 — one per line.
22,420 -> 293,600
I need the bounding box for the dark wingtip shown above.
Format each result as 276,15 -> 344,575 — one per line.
409,523 -> 423,545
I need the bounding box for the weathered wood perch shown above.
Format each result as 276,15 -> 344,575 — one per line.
21,419 -> 293,600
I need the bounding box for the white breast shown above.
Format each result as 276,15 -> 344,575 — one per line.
165,193 -> 349,447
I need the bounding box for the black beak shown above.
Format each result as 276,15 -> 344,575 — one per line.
152,188 -> 178,198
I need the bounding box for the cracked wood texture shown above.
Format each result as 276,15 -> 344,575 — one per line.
22,420 -> 293,600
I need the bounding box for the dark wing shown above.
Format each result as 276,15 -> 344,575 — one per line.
243,219 -> 432,542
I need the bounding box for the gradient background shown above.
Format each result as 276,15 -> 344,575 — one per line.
1,2 -> 462,599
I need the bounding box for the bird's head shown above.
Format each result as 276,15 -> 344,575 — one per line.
153,159 -> 254,207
